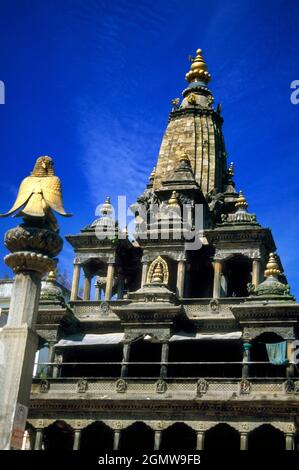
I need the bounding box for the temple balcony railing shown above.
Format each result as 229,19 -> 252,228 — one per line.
30,376 -> 298,401
31,361 -> 299,400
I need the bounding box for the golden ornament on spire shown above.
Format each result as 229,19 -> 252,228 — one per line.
0,156 -> 71,231
185,49 -> 211,84
168,190 -> 180,207
149,167 -> 156,182
100,197 -> 113,216
235,191 -> 248,210
228,162 -> 234,177
47,270 -> 57,282
265,253 -> 281,278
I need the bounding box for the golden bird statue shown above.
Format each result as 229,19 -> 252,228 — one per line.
1,155 -> 71,231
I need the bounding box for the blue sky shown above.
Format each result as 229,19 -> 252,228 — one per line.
0,0 -> 298,296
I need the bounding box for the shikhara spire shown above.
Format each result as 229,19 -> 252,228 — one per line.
153,48 -> 226,195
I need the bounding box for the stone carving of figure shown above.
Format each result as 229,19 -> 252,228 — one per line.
116,378 -> 127,393
197,378 -> 208,395
77,379 -> 88,393
156,379 -> 167,394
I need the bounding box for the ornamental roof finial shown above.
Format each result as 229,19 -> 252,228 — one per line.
264,252 -> 281,278
185,49 -> 211,84
235,190 -> 248,210
149,167 -> 156,182
167,190 -> 180,208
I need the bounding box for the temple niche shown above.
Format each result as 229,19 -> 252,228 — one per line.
4,48 -> 298,451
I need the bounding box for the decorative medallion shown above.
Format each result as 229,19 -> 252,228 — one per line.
197,378 -> 209,395
146,256 -> 169,285
239,379 -> 251,395
116,378 -> 127,393
156,379 -> 167,394
77,379 -> 88,393
283,379 -> 295,394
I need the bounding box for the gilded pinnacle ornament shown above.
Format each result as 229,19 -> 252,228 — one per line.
264,252 -> 281,278
168,190 -> 180,207
235,190 -> 248,210
149,167 -> 156,182
185,48 -> 211,84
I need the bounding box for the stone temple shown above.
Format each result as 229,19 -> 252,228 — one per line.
2,49 -> 299,451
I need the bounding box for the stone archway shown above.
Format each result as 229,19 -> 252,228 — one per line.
160,423 -> 196,451
80,421 -> 114,451
248,424 -> 285,451
204,423 -> 240,450
43,420 -> 74,450
119,422 -> 154,451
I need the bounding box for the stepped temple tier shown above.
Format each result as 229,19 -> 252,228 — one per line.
1,50 -> 299,451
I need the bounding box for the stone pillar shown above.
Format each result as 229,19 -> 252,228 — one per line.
73,429 -> 81,450
213,259 -> 222,298
83,274 -> 92,301
160,342 -> 169,379
141,262 -> 148,288
242,342 -> 252,378
252,258 -> 261,288
0,242 -> 58,449
120,343 -> 131,378
176,260 -> 186,298
154,430 -> 162,450
52,350 -> 63,379
117,274 -> 125,300
240,432 -> 248,450
196,431 -> 205,450
48,341 -> 56,378
70,263 -> 81,300
105,263 -> 115,300
0,157 -> 66,450
34,428 -> 43,450
285,432 -> 295,450
113,430 -> 120,450
286,340 -> 295,379
95,280 -> 101,301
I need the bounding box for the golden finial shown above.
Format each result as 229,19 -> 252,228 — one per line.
168,190 -> 180,207
265,253 -> 281,278
228,162 -> 234,177
235,191 -> 248,210
152,262 -> 164,283
185,49 -> 211,84
149,167 -> 156,182
47,270 -> 57,282
100,197 -> 112,216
